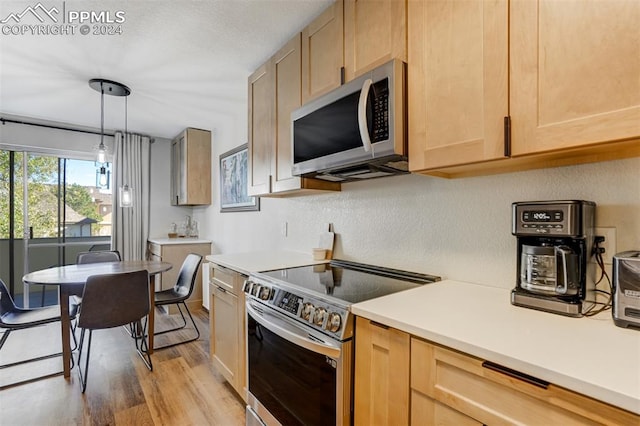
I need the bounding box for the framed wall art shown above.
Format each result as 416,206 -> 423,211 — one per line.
219,143 -> 259,212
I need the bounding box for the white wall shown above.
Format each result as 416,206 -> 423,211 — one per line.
4,114 -> 639,292
202,113 -> 640,290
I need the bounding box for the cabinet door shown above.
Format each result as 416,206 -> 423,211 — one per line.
183,128 -> 211,205
301,0 -> 344,103
170,136 -> 184,205
272,34 -> 303,193
343,0 -> 406,82
354,317 -> 410,426
248,62 -> 274,196
408,0 -> 508,172
211,286 -> 239,390
510,0 -> 640,155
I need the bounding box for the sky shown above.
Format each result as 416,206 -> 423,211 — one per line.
65,159 -> 112,191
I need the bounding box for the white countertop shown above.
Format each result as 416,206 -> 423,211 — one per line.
205,250 -> 328,276
351,280 -> 640,415
148,237 -> 212,245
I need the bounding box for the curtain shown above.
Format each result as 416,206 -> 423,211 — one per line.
111,132 -> 151,261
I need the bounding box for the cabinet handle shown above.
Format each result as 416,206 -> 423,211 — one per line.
369,320 -> 389,330
503,116 -> 511,157
216,286 -> 227,293
482,361 -> 549,389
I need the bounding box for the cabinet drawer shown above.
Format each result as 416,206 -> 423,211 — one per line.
410,338 -> 638,426
211,263 -> 239,294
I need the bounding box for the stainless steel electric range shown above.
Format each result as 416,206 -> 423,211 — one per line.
243,260 -> 440,426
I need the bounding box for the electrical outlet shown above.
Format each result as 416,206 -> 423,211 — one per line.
593,227 -> 616,264
282,221 -> 288,237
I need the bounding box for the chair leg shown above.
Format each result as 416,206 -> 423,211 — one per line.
0,328 -> 64,370
153,302 -> 200,350
0,327 -> 65,390
134,316 -> 153,371
77,328 -> 93,393
152,304 -> 188,336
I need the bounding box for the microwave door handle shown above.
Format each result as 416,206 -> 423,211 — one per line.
357,78 -> 373,153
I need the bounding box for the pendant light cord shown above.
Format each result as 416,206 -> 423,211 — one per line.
100,82 -> 105,152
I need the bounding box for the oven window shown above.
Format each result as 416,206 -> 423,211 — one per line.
247,315 -> 337,426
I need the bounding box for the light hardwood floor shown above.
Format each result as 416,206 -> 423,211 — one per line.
0,308 -> 246,426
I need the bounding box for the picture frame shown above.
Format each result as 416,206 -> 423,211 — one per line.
219,143 -> 259,212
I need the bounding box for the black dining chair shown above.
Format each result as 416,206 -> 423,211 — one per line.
75,270 -> 152,393
153,253 -> 203,350
76,250 -> 121,264
0,278 -> 78,389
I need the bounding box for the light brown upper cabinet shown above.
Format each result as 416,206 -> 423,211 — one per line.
248,34 -> 340,197
344,0 -> 407,82
410,0 -> 640,178
301,0 -> 344,104
408,0 -> 509,172
248,62 -> 273,196
170,128 -> 212,205
510,0 -> 640,156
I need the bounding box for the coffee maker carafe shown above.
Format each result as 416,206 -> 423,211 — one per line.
511,200 -> 595,317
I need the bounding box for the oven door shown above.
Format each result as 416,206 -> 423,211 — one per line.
246,300 -> 352,426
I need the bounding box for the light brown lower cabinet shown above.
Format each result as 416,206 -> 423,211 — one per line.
354,317 -> 639,426
209,263 -> 247,401
354,316 -> 410,425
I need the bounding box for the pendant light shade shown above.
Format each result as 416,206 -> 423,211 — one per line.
119,184 -> 133,208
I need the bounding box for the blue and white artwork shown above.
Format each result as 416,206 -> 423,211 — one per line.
220,144 -> 259,212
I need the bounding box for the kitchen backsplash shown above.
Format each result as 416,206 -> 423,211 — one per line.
205,156 -> 640,291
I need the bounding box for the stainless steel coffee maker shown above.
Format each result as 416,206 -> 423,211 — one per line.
511,200 -> 596,317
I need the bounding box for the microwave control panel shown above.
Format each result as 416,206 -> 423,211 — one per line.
371,78 -> 389,142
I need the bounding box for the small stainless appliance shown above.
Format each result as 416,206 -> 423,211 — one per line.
612,251 -> 640,329
243,260 -> 439,426
291,59 -> 407,182
511,200 -> 596,317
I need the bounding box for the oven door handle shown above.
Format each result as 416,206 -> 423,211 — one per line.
247,301 -> 341,359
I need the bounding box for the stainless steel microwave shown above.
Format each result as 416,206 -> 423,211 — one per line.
291,59 -> 407,182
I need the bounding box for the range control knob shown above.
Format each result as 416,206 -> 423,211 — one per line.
242,280 -> 253,293
251,284 -> 261,297
326,312 -> 342,333
258,286 -> 271,300
313,307 -> 327,326
301,303 -> 314,321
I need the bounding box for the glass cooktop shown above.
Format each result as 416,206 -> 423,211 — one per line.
257,260 -> 440,305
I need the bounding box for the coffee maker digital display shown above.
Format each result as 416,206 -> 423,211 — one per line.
511,200 -> 596,317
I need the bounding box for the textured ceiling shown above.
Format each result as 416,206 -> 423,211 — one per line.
0,0 -> 332,139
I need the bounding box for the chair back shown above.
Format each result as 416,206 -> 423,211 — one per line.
76,250 -> 121,264
78,270 -> 150,330
0,279 -> 18,319
173,254 -> 203,298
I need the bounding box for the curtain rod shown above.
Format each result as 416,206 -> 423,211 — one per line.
1,117 -> 155,141
1,117 -> 114,137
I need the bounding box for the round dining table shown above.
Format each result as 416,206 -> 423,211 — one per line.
23,260 -> 172,378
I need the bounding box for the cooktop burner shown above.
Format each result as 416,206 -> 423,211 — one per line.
259,260 -> 440,305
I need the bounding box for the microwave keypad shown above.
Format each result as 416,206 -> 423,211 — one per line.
372,80 -> 389,142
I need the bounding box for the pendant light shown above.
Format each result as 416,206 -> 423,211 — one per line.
89,78 -> 130,172
89,79 -> 134,207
